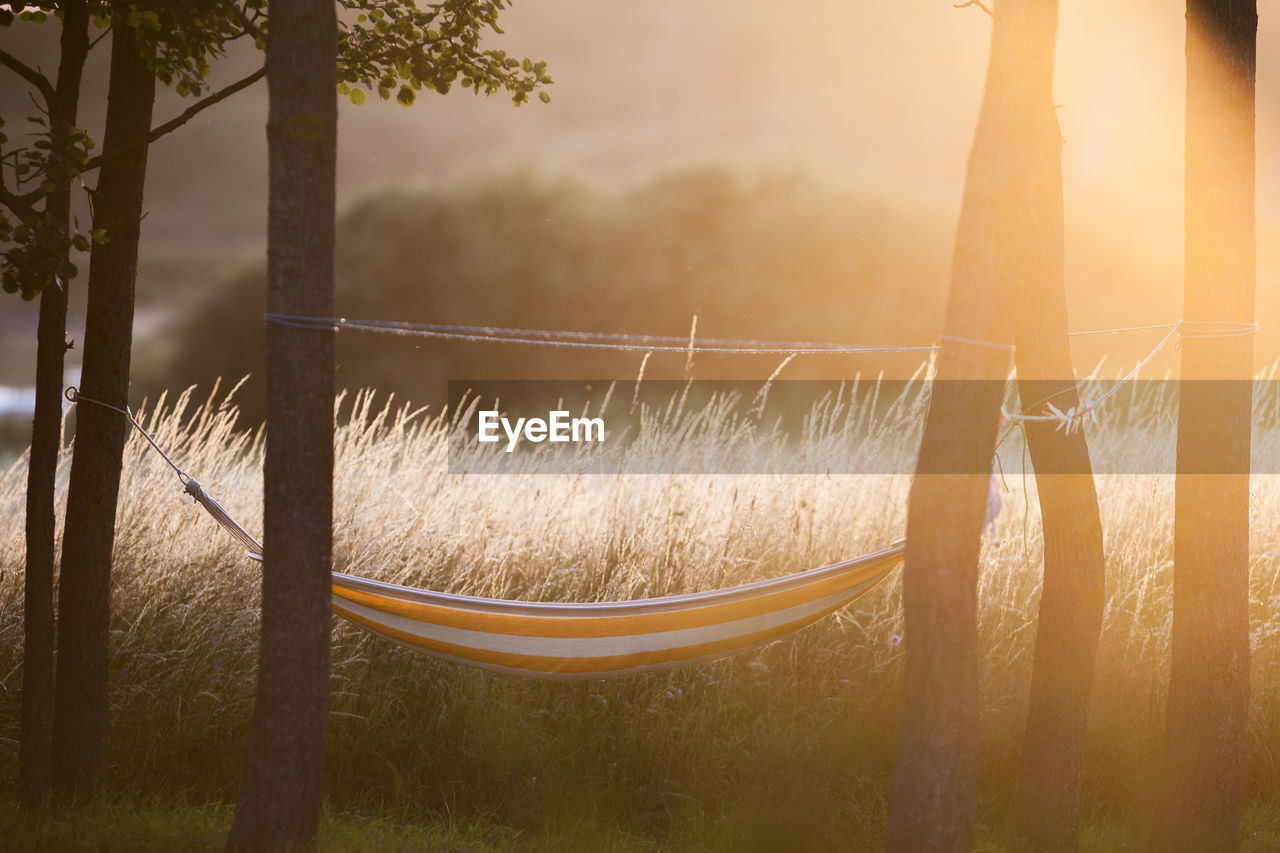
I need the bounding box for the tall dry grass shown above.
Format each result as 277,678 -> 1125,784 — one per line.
1,374 -> 1279,849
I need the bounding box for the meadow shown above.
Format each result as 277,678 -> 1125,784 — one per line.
2,374 -> 1280,851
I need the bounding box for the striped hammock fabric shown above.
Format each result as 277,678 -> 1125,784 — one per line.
330,541 -> 904,680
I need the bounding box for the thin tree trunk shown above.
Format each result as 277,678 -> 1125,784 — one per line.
1004,3 -> 1108,848
1013,361 -> 1107,852
1011,173 -> 1108,852
226,0 -> 337,848
51,4 -> 156,799
887,2 -> 1058,848
20,2 -> 89,808
1150,2 -> 1256,850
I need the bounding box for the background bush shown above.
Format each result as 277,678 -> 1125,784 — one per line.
144,167 -> 954,425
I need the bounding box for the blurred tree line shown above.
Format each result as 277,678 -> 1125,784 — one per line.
144,166 -> 954,425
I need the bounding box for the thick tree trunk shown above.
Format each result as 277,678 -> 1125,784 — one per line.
226,0 -> 337,849
887,2 -> 1058,849
20,2 -> 89,808
1006,5 -> 1107,849
1149,2 -> 1256,851
50,5 -> 156,799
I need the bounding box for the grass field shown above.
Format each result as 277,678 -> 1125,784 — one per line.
2,375 -> 1279,850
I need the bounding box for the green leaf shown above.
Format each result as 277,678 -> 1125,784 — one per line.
348,88 -> 367,106
538,91 -> 550,104
396,86 -> 415,107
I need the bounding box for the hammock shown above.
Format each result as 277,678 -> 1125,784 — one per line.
331,543 -> 903,680
188,472 -> 903,680
65,387 -> 904,680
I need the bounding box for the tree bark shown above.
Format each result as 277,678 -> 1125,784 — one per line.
20,2 -> 89,808
1150,2 -> 1256,850
886,2 -> 1058,849
226,0 -> 337,848
51,4 -> 156,799
1005,4 -> 1108,850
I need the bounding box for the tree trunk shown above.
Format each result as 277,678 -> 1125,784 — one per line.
1013,356 -> 1107,852
886,2 -> 1059,849
51,4 -> 156,799
20,2 -> 89,807
226,0 -> 337,848
1005,4 -> 1108,849
1150,2 -> 1256,850
1012,233 -> 1107,847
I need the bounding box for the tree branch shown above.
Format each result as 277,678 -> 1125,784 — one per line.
224,0 -> 266,44
0,48 -> 55,103
954,0 -> 993,18
0,184 -> 39,225
87,26 -> 111,52
82,65 -> 266,172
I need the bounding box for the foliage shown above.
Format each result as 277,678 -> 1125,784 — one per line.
0,0 -> 257,300
0,0 -> 550,301
123,1 -> 257,96
338,0 -> 552,106
0,109 -> 101,300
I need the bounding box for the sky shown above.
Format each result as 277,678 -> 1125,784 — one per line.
82,0 -> 1273,256
1,0 -> 1278,380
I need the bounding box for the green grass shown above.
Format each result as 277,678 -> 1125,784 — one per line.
2,793 -> 1280,852
0,794 -> 534,852
1,378 -> 1279,849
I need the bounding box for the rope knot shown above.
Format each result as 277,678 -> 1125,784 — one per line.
1177,320 -> 1259,339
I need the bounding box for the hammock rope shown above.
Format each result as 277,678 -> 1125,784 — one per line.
262,313 -> 1226,356
1001,319 -> 1258,433
263,314 -> 942,355
262,314 -> 1254,429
